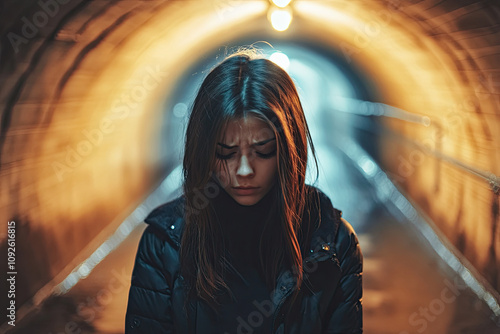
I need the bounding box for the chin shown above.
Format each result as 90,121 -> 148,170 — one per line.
232,195 -> 261,206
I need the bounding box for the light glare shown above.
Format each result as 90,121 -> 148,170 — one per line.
269,52 -> 290,70
270,9 -> 292,31
272,0 -> 292,8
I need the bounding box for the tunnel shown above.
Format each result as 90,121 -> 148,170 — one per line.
0,0 -> 499,333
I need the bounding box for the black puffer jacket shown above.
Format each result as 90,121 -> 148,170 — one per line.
125,185 -> 363,333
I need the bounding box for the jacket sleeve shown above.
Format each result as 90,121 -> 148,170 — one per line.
325,217 -> 363,334
125,225 -> 175,333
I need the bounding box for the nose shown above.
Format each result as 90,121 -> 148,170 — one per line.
236,154 -> 254,177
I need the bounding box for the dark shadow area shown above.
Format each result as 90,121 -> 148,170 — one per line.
6,295 -> 96,334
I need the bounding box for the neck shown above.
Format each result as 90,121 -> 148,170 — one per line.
211,182 -> 278,270
212,182 -> 278,231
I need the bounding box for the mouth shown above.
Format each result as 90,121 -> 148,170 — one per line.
232,186 -> 259,195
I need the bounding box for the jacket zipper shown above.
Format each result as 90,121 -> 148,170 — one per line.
269,252 -> 335,333
271,286 -> 294,333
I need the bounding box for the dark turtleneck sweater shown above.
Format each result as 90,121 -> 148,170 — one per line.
205,182 -> 278,334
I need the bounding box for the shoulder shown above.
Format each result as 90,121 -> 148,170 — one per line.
142,194 -> 185,248
132,195 -> 185,281
335,217 -> 362,272
144,194 -> 185,225
304,184 -> 342,233
305,185 -> 361,265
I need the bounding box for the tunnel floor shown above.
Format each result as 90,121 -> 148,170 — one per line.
5,145 -> 500,334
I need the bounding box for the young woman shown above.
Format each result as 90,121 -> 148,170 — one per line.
125,50 -> 363,333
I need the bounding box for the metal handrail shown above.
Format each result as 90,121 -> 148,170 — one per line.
330,97 -> 499,194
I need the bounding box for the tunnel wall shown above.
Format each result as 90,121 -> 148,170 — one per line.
293,0 -> 499,298
0,0 -> 269,312
377,0 -> 500,295
0,0 -> 170,310
0,0 -> 498,318
330,0 -> 499,295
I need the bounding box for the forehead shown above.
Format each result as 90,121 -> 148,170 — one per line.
219,115 -> 274,143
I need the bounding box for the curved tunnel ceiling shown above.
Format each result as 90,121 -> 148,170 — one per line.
0,0 -> 499,324
1,0 -> 497,174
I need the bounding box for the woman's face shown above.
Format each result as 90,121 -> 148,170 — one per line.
213,115 -> 278,206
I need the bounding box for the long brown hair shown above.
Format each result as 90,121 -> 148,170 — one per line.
180,48 -> 319,311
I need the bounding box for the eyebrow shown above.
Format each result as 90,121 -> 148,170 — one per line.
217,137 -> 276,149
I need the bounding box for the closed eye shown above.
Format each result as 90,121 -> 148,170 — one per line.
215,150 -> 276,160
256,150 -> 276,159
215,152 -> 236,160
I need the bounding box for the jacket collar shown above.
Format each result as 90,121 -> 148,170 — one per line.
144,186 -> 342,261
143,186 -> 342,264
144,187 -> 343,333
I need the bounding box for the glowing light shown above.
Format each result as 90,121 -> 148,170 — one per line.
62,273 -> 78,291
272,0 -> 292,8
360,158 -> 375,176
269,8 -> 292,31
269,52 -> 290,70
77,263 -> 90,278
173,103 -> 188,118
